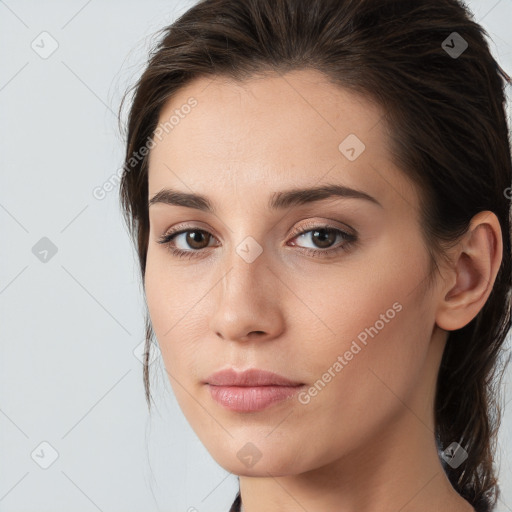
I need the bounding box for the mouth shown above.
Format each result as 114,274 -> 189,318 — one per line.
204,367 -> 305,412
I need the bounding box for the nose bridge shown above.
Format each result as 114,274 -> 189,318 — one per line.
209,236 -> 283,341
220,235 -> 268,302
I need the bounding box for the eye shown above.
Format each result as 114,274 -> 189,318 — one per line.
287,222 -> 357,258
157,228 -> 218,260
157,222 -> 357,260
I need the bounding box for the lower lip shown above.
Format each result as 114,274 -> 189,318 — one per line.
207,384 -> 303,412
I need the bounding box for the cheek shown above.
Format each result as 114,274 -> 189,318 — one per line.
144,248 -> 212,379
144,245 -> 196,328
144,250 -> 184,357
302,259 -> 433,431
295,231 -> 432,394
285,286 -> 432,471
292,237 -> 427,355
144,255 -> 172,336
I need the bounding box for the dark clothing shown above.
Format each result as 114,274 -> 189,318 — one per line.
229,492 -> 241,512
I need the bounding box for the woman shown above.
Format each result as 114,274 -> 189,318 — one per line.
118,0 -> 512,511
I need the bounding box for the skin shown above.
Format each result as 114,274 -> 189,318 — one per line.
144,69 -> 502,512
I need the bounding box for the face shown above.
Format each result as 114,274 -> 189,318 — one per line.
145,69 -> 441,476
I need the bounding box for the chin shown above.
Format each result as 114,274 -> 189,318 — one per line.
208,441 -> 305,477
223,459 -> 299,478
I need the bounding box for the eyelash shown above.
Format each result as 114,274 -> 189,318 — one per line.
156,221 -> 357,260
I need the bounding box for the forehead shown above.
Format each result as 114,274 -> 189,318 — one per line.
147,69 -> 420,212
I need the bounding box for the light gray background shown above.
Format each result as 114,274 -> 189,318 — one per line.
1,1 -> 511,511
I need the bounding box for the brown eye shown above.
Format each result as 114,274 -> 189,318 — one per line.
309,228 -> 338,249
158,228 -> 216,251
289,226 -> 356,252
157,223 -> 357,260
184,230 -> 212,249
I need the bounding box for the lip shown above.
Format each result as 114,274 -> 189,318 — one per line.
204,368 -> 303,387
204,368 -> 305,412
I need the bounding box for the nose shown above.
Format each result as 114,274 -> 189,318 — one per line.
208,248 -> 285,343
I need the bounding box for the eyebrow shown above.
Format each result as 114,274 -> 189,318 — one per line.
148,183 -> 383,212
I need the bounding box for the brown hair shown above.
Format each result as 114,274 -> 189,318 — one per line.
118,1 -> 512,510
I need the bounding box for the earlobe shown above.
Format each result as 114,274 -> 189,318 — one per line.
435,211 -> 502,332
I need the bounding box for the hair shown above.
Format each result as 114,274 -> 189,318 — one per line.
118,1 -> 512,510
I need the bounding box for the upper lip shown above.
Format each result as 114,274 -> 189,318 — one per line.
205,368 -> 303,387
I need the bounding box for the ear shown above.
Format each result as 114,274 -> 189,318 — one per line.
435,211 -> 503,331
